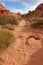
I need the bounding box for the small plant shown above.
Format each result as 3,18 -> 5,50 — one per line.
31,17 -> 43,28
0,15 -> 18,25
0,30 -> 14,53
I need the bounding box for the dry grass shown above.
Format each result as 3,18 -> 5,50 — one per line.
0,30 -> 14,53
31,17 -> 43,28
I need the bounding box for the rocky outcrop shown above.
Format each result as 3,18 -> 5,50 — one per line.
0,4 -> 21,18
0,4 -> 10,14
22,3 -> 43,19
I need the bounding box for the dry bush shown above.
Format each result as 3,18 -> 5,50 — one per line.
0,30 -> 14,53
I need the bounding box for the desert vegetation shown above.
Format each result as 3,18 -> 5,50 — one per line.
0,15 -> 19,30
31,17 -> 43,28
0,15 -> 18,25
0,30 -> 14,53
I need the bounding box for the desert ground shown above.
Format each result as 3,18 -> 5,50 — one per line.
0,3 -> 43,65
0,20 -> 43,65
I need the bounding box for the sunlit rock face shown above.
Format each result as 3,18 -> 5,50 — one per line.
23,3 -> 43,18
0,4 -> 10,14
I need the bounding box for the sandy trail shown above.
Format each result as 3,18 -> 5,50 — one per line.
0,20 -> 43,65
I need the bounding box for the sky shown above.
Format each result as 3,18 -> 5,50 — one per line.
0,0 -> 43,14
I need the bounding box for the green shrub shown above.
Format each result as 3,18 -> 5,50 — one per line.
31,17 -> 43,28
0,30 -> 14,53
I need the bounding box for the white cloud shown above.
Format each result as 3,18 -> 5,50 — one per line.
10,8 -> 29,14
9,0 -> 43,11
28,0 -> 43,11
0,0 -> 43,14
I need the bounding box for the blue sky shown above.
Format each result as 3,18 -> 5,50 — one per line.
0,0 -> 43,14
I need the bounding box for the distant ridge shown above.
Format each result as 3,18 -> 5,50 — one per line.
0,4 -> 10,14
0,4 -> 21,18
0,4 -> 7,10
0,3 -> 43,18
22,3 -> 43,18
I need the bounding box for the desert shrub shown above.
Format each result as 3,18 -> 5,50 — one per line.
0,15 -> 18,25
8,16 -> 18,25
0,30 -> 14,53
31,17 -> 43,28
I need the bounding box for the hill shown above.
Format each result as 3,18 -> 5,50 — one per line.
22,3 -> 43,19
0,4 -> 21,18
